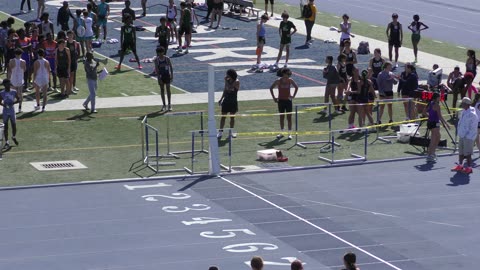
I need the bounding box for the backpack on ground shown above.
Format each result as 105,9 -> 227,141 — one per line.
302,5 -> 312,18
357,41 -> 370,54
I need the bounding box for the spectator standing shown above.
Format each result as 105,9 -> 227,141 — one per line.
423,92 -> 450,162
0,79 -> 20,150
166,0 -> 178,44
155,17 -> 170,54
154,47 -> 173,111
20,0 -> 32,13
7,49 -> 26,113
217,69 -> 240,139
386,13 -> 402,69
466,50 -> 479,79
73,9 -> 86,58
83,10 -> 94,53
36,0 -> 46,21
97,0 -> 110,41
83,52 -> 104,113
273,12 -> 296,68
338,14 -> 352,53
452,97 -> 478,174
408,14 -> 428,63
269,67 -> 299,139
57,1 -> 75,31
397,63 -> 418,120
33,48 -> 51,112
303,0 -> 316,46
376,61 -> 397,124
66,30 -> 80,94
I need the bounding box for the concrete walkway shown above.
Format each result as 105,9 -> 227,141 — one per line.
18,11 -> 463,112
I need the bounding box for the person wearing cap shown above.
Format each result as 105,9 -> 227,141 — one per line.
452,97 -> 478,174
447,66 -> 464,111
0,79 -> 20,150
7,48 -> 26,113
386,13 -> 402,69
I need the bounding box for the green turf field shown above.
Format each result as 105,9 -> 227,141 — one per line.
0,98 -> 457,187
0,12 -> 184,98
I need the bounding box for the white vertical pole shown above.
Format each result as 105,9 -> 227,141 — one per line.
208,65 -> 221,175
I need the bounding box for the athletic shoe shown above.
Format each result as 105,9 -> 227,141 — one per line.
20,10 -> 27,14
184,49 -> 189,54
276,134 -> 284,139
284,63 -> 288,68
231,132 -> 238,138
161,105 -> 166,111
12,137 -> 18,146
177,48 -> 183,53
83,104 -> 89,110
341,105 -> 348,111
92,110 -> 98,113
461,167 -> 473,174
389,120 -> 393,124
451,164 -> 463,172
168,105 -> 172,111
217,131 -> 223,139
426,155 -> 436,162
115,64 -> 121,70
41,107 -> 46,112
2,143 -> 10,150
34,105 -> 40,111
138,65 -> 143,70
182,45 -> 187,49
270,13 -> 274,17
320,108 -> 327,114
287,135 -> 292,140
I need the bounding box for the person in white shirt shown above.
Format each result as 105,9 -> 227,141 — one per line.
7,48 -> 26,113
451,97 -> 478,174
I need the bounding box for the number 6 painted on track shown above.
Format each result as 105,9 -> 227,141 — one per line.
200,229 -> 256,239
162,204 -> 211,213
222,243 -> 278,253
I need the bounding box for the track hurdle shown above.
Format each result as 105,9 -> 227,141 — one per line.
184,129 -> 232,175
293,102 -> 340,150
318,127 -> 369,164
371,98 -> 414,144
161,111 -> 208,159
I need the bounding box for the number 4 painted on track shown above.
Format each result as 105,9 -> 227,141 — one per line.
182,217 -> 232,226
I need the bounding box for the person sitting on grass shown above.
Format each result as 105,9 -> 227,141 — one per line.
154,47 -> 173,112
269,67 -> 299,140
116,14 -> 142,70
0,79 -> 20,150
217,69 -> 240,139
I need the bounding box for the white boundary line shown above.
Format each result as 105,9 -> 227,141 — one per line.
219,175 -> 403,270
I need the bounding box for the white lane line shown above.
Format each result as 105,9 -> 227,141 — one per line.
119,117 -> 139,120
52,120 -> 75,123
150,91 -> 159,95
433,40 -> 443,44
333,15 -> 340,18
220,176 -> 403,270
245,109 -> 267,112
351,20 -> 359,23
369,24 -> 378,28
427,221 -> 463,228
457,46 -> 466,49
120,93 -> 129,97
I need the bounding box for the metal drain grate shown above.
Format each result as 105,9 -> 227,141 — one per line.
30,160 -> 87,171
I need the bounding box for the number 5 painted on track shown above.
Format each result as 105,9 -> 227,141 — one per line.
222,243 -> 278,253
200,229 -> 256,239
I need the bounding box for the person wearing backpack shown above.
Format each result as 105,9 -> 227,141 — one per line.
303,0 -> 316,46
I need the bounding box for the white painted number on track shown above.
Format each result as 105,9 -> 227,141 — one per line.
142,193 -> 191,201
244,257 -> 306,267
123,182 -> 171,190
182,217 -> 232,226
200,229 -> 256,239
162,204 -> 211,213
222,243 -> 278,253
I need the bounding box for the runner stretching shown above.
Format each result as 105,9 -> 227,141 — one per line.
269,68 -> 299,140
116,14 -> 142,70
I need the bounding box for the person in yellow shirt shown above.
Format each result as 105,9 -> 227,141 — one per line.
303,0 -> 316,46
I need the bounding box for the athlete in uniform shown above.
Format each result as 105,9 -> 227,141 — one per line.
155,17 -> 170,54
39,12 -> 54,38
208,0 -> 223,29
7,49 -> 26,113
217,69 -> 240,139
166,0 -> 178,44
273,12 -> 296,68
345,68 -> 363,128
17,28 -> 31,92
255,14 -> 268,68
0,79 -> 20,149
338,14 -> 352,53
342,40 -> 357,77
154,47 -> 174,111
386,13 -> 403,69
368,48 -> 384,91
33,48 -> 51,112
265,0 -> 274,17
66,30 -> 80,93
83,10 -> 94,53
336,54 -> 349,112
55,39 -> 71,97
269,68 -> 299,140
466,50 -> 480,79
422,93 -> 450,162
358,69 -> 376,126
73,9 -> 86,58
141,0 -> 148,17
178,2 -> 192,53
116,14 -> 141,70
97,0 -> 110,41
408,14 -> 428,63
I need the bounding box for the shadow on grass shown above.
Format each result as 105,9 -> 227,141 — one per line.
17,110 -> 42,120
337,132 -> 364,142
145,110 -> 167,119
66,110 -> 95,121
258,138 -> 289,148
447,173 -> 470,186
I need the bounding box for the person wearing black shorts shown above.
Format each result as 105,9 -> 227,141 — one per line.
116,14 -> 141,70
269,68 -> 299,140
397,63 -> 418,120
209,0 -> 223,29
376,61 -> 398,124
386,13 -> 402,69
217,69 -> 240,139
55,39 -> 71,97
154,47 -> 173,111
156,17 -> 170,54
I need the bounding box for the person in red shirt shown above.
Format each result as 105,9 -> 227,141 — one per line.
269,68 -> 299,140
41,32 -> 57,91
